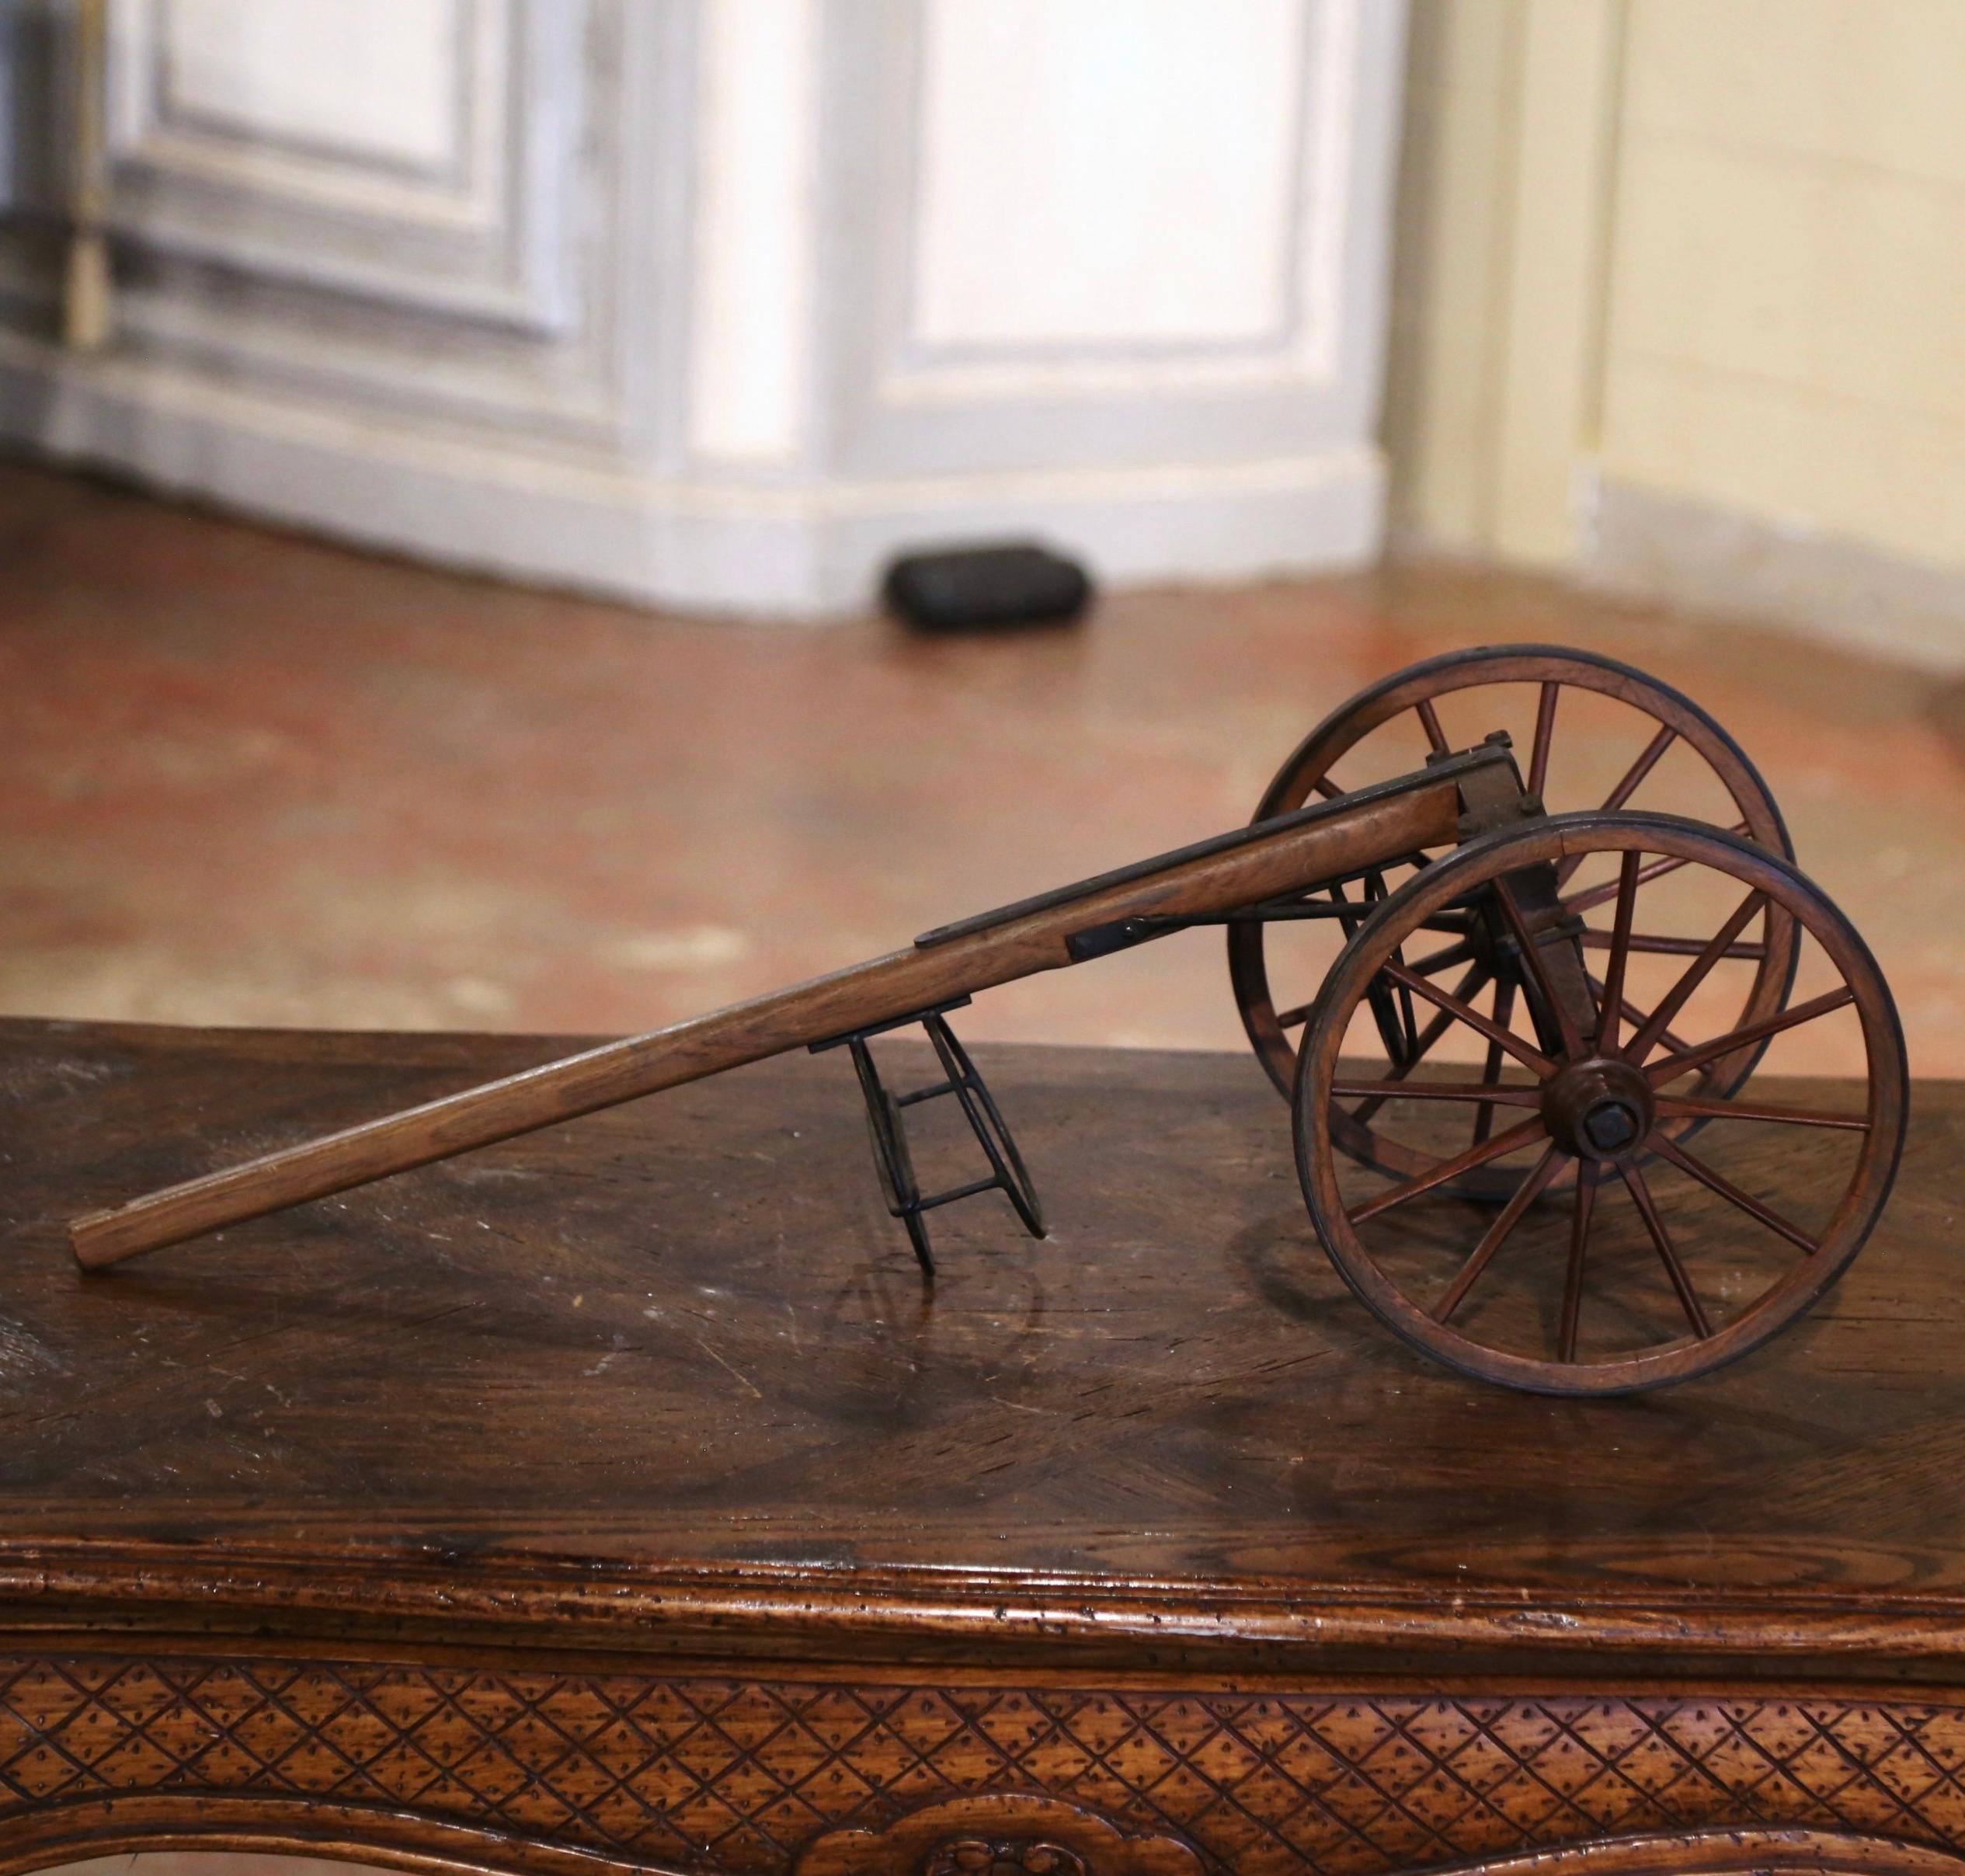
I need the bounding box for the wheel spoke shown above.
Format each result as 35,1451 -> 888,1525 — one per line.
1324,877 -> 1363,940
1619,1160 -> 1715,1338
1529,682 -> 1559,799
1555,725 -> 1677,885
1603,723 -> 1678,811
1416,698 -> 1451,756
1348,1113 -> 1547,1226
1381,959 -> 1553,1075
1275,1000 -> 1313,1029
1393,969 -> 1421,1062
1350,966 -> 1488,1123
1473,977 -> 1517,1146
1406,936 -> 1478,977
1647,1134 -> 1821,1256
1654,1094 -> 1869,1131
1589,979 -> 1695,1061
1563,828 -> 1748,916
1622,889 -> 1767,1067
1579,929 -> 1768,961
1643,984 -> 1856,1088
1330,1079 -> 1543,1107
1311,774 -> 1344,800
1593,851 -> 1640,1053
1558,1164 -> 1598,1360
1493,876 -> 1585,1058
1434,1146 -> 1566,1324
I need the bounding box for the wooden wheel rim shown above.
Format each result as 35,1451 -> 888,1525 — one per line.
1293,813 -> 1906,1397
1231,647 -> 1799,1198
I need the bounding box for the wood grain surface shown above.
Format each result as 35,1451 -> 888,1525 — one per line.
0,1017 -> 1957,1676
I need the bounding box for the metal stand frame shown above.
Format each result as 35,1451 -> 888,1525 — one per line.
812,998 -> 1045,1275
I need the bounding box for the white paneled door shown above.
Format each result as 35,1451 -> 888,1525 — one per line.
0,0 -> 1407,614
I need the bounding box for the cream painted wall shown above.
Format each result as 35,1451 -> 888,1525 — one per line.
1386,0 -> 1965,667
1381,0 -> 1515,550
1383,0 -> 1620,562
1600,0 -> 1965,568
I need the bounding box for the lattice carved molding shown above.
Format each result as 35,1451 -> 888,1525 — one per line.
3,1658 -> 1965,1876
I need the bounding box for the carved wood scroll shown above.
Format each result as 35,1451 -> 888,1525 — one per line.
793,1794 -> 1202,1876
2,1658 -> 1965,1876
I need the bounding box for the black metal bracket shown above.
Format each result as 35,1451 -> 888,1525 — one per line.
810,998 -> 1045,1276
1061,854 -> 1444,963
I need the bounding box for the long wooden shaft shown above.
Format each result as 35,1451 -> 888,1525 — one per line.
70,772 -> 1473,1268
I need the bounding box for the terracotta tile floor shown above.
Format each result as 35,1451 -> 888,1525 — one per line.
2,458 -> 1961,1074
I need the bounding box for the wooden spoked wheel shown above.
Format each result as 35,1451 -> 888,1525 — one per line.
1231,646 -> 1798,1200
1294,813 -> 1906,1395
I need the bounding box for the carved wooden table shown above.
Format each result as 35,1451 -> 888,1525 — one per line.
1,1017 -> 1961,1876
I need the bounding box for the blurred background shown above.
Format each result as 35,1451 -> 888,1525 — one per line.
0,0 -> 1959,1072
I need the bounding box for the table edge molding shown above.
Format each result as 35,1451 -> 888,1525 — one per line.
6,1550 -> 1965,1667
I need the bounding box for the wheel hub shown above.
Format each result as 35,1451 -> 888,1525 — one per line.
1540,1057 -> 1655,1161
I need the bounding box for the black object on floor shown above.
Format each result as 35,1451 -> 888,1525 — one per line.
882,542 -> 1092,632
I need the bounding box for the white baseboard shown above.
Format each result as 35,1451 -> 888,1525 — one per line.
0,340 -> 1386,618
1584,474 -> 1965,675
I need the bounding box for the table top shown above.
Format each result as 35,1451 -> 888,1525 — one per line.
0,1015 -> 1958,1676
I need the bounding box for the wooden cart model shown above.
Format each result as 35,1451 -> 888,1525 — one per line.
71,647 -> 1907,1397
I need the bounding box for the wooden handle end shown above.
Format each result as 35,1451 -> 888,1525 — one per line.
70,1207 -> 155,1270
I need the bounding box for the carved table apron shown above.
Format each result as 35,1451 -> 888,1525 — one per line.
1,1019 -> 1961,1876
